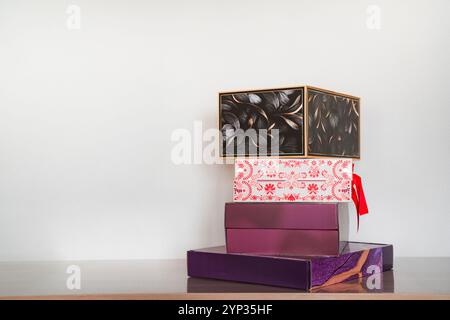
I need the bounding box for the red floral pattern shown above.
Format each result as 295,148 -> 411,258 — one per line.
233,159 -> 352,202
264,183 -> 275,194
307,183 -> 319,194
308,167 -> 320,178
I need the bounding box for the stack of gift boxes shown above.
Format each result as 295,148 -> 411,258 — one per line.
187,86 -> 393,291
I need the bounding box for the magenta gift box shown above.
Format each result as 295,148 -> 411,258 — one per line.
225,202 -> 344,256
187,242 -> 393,291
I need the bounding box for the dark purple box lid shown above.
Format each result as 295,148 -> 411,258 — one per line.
225,202 -> 338,230
191,241 -> 387,257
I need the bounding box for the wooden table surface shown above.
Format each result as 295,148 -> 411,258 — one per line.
0,258 -> 449,300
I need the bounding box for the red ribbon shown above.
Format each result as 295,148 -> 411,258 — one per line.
352,165 -> 368,230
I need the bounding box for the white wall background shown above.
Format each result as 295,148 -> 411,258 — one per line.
0,0 -> 449,261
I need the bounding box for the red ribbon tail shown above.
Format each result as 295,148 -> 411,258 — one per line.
352,170 -> 368,231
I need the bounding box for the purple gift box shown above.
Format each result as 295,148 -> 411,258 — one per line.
225,202 -> 345,256
187,241 -> 393,291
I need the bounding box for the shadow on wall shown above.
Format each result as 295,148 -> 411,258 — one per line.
339,203 -> 350,243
